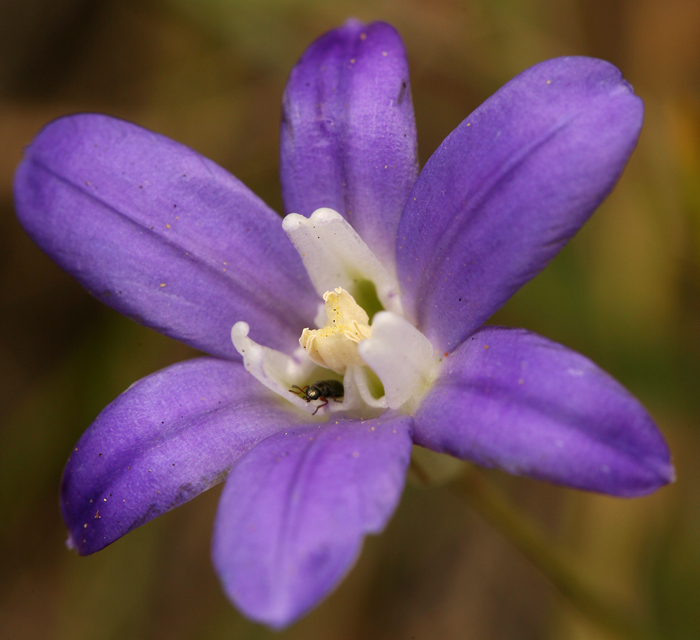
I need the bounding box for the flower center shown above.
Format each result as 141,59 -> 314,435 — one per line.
231,208 -> 438,417
300,288 -> 372,374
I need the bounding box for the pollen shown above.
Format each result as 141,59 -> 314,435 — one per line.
299,288 -> 372,374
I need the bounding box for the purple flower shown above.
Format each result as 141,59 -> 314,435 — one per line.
14,20 -> 672,629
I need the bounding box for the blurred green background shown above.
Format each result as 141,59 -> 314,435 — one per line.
1,0 -> 699,638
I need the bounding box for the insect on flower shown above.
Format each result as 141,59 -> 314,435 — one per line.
289,380 -> 344,415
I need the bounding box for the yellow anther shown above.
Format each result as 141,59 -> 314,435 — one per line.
299,288 -> 372,373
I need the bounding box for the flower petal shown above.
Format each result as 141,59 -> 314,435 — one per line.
211,414 -> 413,628
412,326 -> 673,496
14,114 -> 318,359
396,57 -> 644,352
280,20 -> 418,270
61,357 -> 308,555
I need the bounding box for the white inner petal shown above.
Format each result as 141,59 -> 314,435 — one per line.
282,208 -> 402,315
358,311 -> 437,411
346,365 -> 388,409
231,322 -> 318,412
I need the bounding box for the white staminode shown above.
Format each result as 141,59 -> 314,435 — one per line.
232,208 -> 437,417
282,208 -> 402,315
231,322 -> 321,412
358,311 -> 435,412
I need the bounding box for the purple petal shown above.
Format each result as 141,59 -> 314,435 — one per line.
280,20 -> 418,268
212,414 -> 413,628
397,57 -> 644,352
61,358 -> 308,555
412,326 -> 673,496
14,114 -> 318,359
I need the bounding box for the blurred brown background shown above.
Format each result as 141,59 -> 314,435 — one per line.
1,1 -> 699,638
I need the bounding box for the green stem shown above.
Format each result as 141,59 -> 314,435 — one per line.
411,460 -> 658,640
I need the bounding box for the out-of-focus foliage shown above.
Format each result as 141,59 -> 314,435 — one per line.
1,1 -> 699,638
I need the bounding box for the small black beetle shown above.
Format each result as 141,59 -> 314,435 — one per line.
289,379 -> 344,415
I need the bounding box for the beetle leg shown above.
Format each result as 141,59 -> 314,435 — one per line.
289,385 -> 310,400
312,396 -> 329,416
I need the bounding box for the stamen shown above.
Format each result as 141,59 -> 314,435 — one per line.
299,288 -> 372,374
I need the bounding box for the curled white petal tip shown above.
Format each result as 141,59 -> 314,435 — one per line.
281,213 -> 303,233
231,321 -> 250,342
282,208 -> 343,233
307,207 -> 345,223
